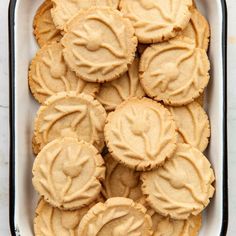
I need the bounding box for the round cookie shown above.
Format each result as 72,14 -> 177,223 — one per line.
29,42 -> 99,104
51,0 -> 120,30
34,92 -> 107,153
149,209 -> 202,236
168,102 -> 210,152
96,58 -> 145,111
77,197 -> 153,235
182,8 -> 210,51
104,98 -> 177,171
33,0 -> 62,47
140,37 -> 210,106
119,0 -> 193,43
141,143 -> 215,220
32,137 -> 105,210
61,7 -> 137,83
102,153 -> 143,201
34,197 -> 104,236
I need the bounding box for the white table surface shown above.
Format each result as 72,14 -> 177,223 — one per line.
0,0 -> 235,235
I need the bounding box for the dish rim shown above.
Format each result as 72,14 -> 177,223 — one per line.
8,0 -> 228,235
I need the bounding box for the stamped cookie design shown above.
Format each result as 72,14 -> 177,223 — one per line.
34,92 -> 107,153
62,7 -> 137,83
182,9 -> 210,51
168,102 -> 210,152
96,58 -> 145,111
119,0 -> 193,43
140,37 -> 210,106
141,143 -> 215,220
51,0 -> 120,30
77,197 -> 153,236
105,98 -> 177,171
33,0 -> 62,47
32,138 -> 105,210
149,209 -> 202,236
29,43 -> 99,104
102,153 -> 143,201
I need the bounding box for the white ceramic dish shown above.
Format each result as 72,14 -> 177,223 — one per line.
9,0 -> 228,235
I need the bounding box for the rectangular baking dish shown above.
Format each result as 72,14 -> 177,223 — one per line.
8,0 -> 228,235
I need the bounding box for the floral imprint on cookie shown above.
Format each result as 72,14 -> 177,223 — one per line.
102,153 -> 143,201
34,92 -> 106,153
32,138 -> 105,210
140,37 -> 210,106
96,58 -> 145,111
104,97 -> 177,171
77,197 -> 153,236
61,7 -> 137,83
141,144 -> 215,220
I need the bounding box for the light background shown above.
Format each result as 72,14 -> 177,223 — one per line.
0,0 -> 235,235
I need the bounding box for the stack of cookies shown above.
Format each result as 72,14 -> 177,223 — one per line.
30,0 -> 214,235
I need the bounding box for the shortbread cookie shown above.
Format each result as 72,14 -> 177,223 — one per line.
29,43 -> 99,104
149,209 -> 202,236
34,92 -> 106,153
119,0 -> 193,43
61,7 -> 137,83
32,137 -> 105,210
96,59 -> 145,111
33,0 -> 62,47
140,37 -> 210,106
168,102 -> 210,152
141,143 -> 215,220
51,0 -> 120,30
182,9 -> 210,51
77,197 -> 153,235
105,98 -> 177,171
102,153 -> 143,201
34,197 -> 103,236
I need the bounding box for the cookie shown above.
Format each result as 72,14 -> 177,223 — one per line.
140,37 -> 210,106
96,58 -> 145,111
33,0 -> 62,47
149,209 -> 202,236
34,197 -> 104,235
182,9 -> 210,51
34,92 -> 107,153
141,143 -> 215,220
51,0 -> 120,30
104,98 -> 177,171
119,0 -> 193,43
101,153 -> 143,201
32,137 -> 105,210
29,42 -> 99,104
61,7 -> 137,83
77,197 -> 153,235
168,102 -> 210,152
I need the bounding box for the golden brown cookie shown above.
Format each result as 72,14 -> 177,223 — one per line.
149,209 -> 202,236
77,197 -> 153,235
34,92 -> 107,153
29,42 -> 99,104
51,0 -> 120,30
140,37 -> 210,106
61,7 -> 137,83
96,58 -> 145,111
33,0 -> 62,47
141,143 -> 215,220
32,137 -> 105,210
168,102 -> 210,152
119,0 -> 193,43
104,98 -> 177,171
34,197 -> 103,236
182,9 -> 210,51
102,153 -> 143,201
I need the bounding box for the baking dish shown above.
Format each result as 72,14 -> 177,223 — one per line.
8,0 -> 228,235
